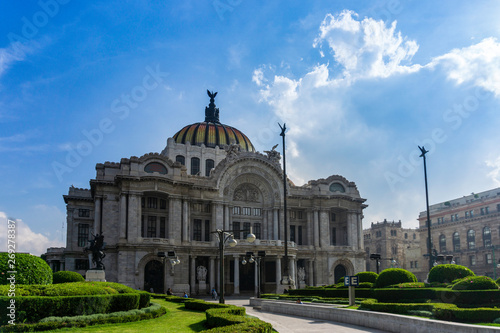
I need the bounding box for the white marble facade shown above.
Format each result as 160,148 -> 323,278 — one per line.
46,95 -> 367,295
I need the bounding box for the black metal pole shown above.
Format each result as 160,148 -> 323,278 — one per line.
257,257 -> 261,298
279,123 -> 289,284
218,230 -> 225,304
419,146 -> 433,272
376,259 -> 379,274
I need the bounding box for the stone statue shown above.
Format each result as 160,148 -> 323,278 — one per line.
298,267 -> 306,282
264,144 -> 280,164
225,143 -> 240,160
85,233 -> 106,270
196,265 -> 207,282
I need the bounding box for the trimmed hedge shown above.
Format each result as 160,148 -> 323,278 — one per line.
53,271 -> 85,284
0,253 -> 52,285
428,264 -> 475,284
375,268 -> 417,288
355,271 -> 378,283
452,276 -> 499,291
0,302 -> 166,332
204,306 -> 272,332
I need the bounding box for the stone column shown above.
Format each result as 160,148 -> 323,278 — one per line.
190,255 -> 196,295
357,212 -> 363,250
308,260 -> 314,286
224,205 -> 230,230
273,209 -> 279,241
319,210 -> 329,248
127,193 -> 141,240
348,211 -> 358,248
209,257 -> 215,291
170,197 -> 182,242
290,257 -> 296,286
119,194 -> 127,240
262,209 -> 268,239
234,256 -> 240,295
307,210 -> 313,246
313,210 -> 320,247
276,256 -> 283,294
94,197 -> 102,235
214,203 -> 224,234
182,199 -> 189,242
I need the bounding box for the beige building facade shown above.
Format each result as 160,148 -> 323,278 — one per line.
418,187 -> 500,280
363,220 -> 423,279
45,93 -> 368,295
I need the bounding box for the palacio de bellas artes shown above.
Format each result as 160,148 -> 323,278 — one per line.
45,91 -> 367,296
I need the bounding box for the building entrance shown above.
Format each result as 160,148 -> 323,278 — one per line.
144,260 -> 164,293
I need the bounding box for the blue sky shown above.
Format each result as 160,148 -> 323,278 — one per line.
2,1 -> 500,255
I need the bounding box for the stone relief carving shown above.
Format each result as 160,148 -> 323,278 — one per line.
298,267 -> 306,282
233,184 -> 261,202
196,265 -> 207,281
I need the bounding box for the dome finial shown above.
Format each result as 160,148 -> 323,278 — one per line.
205,90 -> 220,123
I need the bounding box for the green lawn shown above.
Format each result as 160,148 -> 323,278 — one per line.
44,299 -> 207,332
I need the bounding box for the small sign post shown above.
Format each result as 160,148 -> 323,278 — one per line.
344,275 -> 359,306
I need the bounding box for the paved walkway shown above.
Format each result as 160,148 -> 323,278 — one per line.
203,296 -> 389,333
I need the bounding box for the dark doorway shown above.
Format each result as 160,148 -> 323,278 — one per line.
239,261 -> 255,293
144,260 -> 164,293
334,264 -> 346,284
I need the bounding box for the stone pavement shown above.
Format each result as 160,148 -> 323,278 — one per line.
202,296 -> 389,333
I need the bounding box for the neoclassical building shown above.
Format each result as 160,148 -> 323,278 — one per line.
418,187 -> 500,279
45,92 -> 367,295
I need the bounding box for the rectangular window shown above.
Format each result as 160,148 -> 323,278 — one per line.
204,220 -> 210,241
141,215 -> 145,237
160,199 -> 167,210
78,209 -> 90,217
469,210 -> 474,217
232,206 -> 241,215
331,227 -> 337,245
253,208 -> 262,216
298,211 -> 303,219
470,256 -> 476,266
160,217 -> 166,238
147,216 -> 156,237
243,222 -> 251,239
147,197 -> 157,209
486,206 -> 490,214
290,210 -> 296,219
141,197 -> 145,208
410,261 -> 414,268
242,207 -> 251,215
254,223 -> 261,239
331,213 -> 336,221
465,211 -> 469,218
75,259 -> 89,270
481,208 -> 485,216
232,222 -> 240,239
265,261 -> 276,283
193,219 -> 202,241
290,225 -> 296,243
415,261 -> 418,268
77,224 -> 89,247
298,226 -> 303,245
191,157 -> 200,175
486,253 -> 493,265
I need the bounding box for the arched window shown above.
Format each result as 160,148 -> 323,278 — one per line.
453,232 -> 460,251
191,157 -> 200,175
329,183 -> 345,193
467,229 -> 476,250
483,226 -> 492,247
144,162 -> 167,174
175,155 -> 185,165
439,234 -> 446,252
205,159 -> 214,177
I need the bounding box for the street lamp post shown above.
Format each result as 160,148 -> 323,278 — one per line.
279,123 -> 293,287
213,229 -> 255,304
419,146 -> 433,272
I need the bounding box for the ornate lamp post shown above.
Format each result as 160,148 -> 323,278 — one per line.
213,229 -> 255,304
279,123 -> 293,286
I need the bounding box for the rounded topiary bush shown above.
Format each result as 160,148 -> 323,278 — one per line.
0,252 -> 52,285
451,276 -> 499,291
53,271 -> 85,284
428,264 -> 475,283
355,271 -> 378,283
374,268 -> 417,288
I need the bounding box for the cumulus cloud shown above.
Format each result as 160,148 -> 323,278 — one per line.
0,210 -> 65,256
486,156 -> 500,186
313,10 -> 421,81
428,37 -> 500,96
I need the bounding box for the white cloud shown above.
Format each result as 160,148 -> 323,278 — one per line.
428,37 -> 500,96
0,210 -> 65,256
486,156 -> 500,186
313,10 -> 421,81
0,40 -> 39,79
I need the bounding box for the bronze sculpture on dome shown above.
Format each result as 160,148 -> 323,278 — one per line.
205,90 -> 220,123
